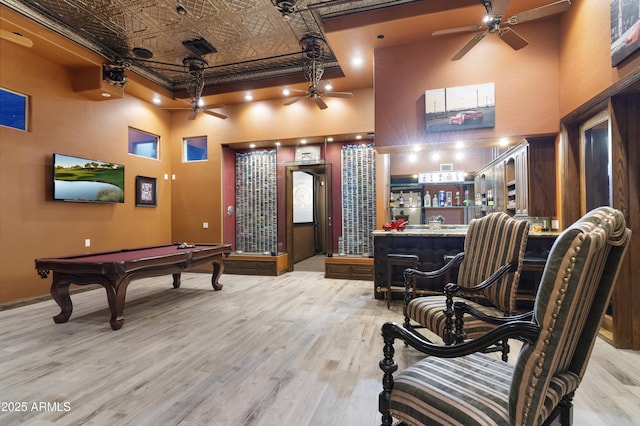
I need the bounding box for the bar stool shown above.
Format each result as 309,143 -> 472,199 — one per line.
386,254 -> 418,309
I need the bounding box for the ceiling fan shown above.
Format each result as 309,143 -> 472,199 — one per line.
161,57 -> 227,120
284,34 -> 352,110
434,0 -> 571,61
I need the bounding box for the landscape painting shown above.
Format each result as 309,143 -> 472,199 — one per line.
425,82 -> 495,133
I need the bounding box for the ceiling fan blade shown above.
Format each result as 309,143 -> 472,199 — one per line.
188,110 -> 198,120
497,27 -> 528,50
0,29 -> 33,47
322,91 -> 353,99
488,0 -> 511,17
314,97 -> 328,110
433,24 -> 483,36
451,31 -> 487,61
506,0 -> 571,25
284,96 -> 306,106
287,89 -> 308,95
204,109 -> 228,119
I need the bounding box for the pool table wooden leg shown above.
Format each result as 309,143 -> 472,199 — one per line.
172,273 -> 181,288
50,272 -> 73,324
211,255 -> 224,290
106,278 -> 129,330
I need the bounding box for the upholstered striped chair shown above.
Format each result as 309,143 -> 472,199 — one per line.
379,207 -> 631,426
403,212 -> 529,359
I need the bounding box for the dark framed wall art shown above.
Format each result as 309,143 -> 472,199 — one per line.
135,175 -> 157,207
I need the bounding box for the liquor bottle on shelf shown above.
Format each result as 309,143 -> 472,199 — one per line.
389,194 -> 395,208
463,189 -> 470,206
455,191 -> 461,206
487,189 -> 494,207
408,191 -> 413,207
415,192 -> 421,208
432,192 -> 439,207
424,191 -> 431,207
398,191 -> 404,207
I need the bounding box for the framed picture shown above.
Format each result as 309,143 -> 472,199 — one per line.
135,175 -> 157,207
425,82 -> 495,133
611,0 -> 640,66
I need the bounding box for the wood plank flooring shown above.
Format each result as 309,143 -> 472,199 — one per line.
1,271 -> 639,425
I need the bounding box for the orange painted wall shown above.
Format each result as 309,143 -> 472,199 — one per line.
374,18 -> 562,152
558,0 -> 640,116
0,41 -> 173,302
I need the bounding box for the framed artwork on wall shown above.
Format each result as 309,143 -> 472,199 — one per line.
610,0 -> 640,66
135,175 -> 157,207
425,82 -> 495,133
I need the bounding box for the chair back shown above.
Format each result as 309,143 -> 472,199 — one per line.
509,207 -> 631,425
457,212 -> 530,313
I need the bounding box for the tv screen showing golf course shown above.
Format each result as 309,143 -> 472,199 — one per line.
53,153 -> 125,203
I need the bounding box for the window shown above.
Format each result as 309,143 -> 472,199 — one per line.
0,87 -> 28,131
128,127 -> 159,159
183,136 -> 208,162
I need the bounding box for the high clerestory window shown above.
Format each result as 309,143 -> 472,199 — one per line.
0,87 -> 28,131
128,127 -> 159,160
183,136 -> 208,162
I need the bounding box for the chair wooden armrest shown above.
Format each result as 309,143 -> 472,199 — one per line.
444,261 -> 517,296
381,320 -> 539,359
453,300 -> 533,325
403,252 -> 465,283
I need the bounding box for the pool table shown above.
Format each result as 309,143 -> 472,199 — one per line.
35,243 -> 231,330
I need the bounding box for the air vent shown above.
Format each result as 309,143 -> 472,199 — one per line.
183,38 -> 217,56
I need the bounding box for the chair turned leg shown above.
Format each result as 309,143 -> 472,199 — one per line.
379,327 -> 398,426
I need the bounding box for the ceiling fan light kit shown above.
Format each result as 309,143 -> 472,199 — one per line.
435,0 -> 571,61
283,33 -> 353,110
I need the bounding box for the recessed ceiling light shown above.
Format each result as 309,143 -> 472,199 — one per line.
197,98 -> 205,107
152,96 -> 161,105
275,141 -> 281,147
101,92 -> 111,98
282,88 -> 290,96
351,56 -> 364,66
300,139 -> 307,145
249,143 -> 256,149
327,137 -> 334,142
377,34 -> 385,39
499,137 -> 510,147
355,135 -> 362,139
432,152 -> 440,161
455,141 -> 464,149
324,83 -> 332,91
244,93 -> 253,101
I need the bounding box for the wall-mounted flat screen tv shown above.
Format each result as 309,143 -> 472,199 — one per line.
53,153 -> 125,203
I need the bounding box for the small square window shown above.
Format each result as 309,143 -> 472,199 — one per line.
0,87 -> 28,131
128,127 -> 159,160
184,136 -> 208,162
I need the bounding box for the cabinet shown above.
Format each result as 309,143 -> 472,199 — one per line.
479,137 -> 556,219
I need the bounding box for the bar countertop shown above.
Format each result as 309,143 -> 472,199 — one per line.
372,226 -> 560,238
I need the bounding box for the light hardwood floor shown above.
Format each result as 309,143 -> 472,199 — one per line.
1,271 -> 639,426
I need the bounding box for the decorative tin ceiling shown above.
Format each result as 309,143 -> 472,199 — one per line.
2,0 -> 421,94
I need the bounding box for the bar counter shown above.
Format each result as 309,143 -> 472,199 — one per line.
372,226 -> 559,308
